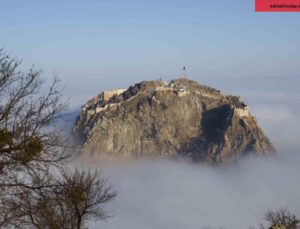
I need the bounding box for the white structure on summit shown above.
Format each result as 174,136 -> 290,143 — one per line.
174,84 -> 188,97
234,106 -> 251,117
100,88 -> 127,102
156,81 -> 189,97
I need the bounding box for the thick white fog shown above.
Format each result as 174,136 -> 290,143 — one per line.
60,75 -> 300,229
81,154 -> 300,229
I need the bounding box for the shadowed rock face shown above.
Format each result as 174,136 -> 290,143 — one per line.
73,78 -> 275,164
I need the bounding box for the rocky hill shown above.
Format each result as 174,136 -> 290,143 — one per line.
73,78 -> 275,163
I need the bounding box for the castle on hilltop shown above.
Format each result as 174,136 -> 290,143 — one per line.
81,87 -> 126,120
81,80 -> 191,120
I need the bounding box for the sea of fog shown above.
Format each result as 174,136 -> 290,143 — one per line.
58,75 -> 300,229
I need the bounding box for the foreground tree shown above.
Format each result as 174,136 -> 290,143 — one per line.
13,170 -> 116,229
0,50 -> 116,228
251,208 -> 300,229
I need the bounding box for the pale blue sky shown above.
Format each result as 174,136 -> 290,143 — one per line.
1,0 -> 300,105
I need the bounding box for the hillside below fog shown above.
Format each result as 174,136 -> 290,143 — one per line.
73,78 -> 275,163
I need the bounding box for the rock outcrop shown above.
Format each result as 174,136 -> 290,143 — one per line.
73,78 -> 275,163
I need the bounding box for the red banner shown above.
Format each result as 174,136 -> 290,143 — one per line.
256,0 -> 300,12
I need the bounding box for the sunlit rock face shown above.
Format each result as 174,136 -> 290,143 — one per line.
73,78 -> 275,164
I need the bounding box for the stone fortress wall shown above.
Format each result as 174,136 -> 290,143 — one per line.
101,88 -> 127,102
82,81 -> 191,120
80,88 -> 127,120
81,81 -> 252,123
234,106 -> 251,117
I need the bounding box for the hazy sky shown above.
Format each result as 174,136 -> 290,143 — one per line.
1,0 -> 300,84
3,0 -> 298,151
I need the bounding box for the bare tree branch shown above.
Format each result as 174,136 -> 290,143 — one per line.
0,50 -> 117,228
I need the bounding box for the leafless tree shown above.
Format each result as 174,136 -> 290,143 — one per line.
11,169 -> 116,229
0,49 -> 116,228
250,208 -> 300,229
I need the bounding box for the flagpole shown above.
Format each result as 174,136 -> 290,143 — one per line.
183,66 -> 187,78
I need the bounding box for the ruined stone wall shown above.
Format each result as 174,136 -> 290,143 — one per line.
102,88 -> 127,101
234,107 -> 250,117
95,104 -> 109,113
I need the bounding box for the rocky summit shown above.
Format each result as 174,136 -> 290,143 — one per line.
73,78 -> 275,164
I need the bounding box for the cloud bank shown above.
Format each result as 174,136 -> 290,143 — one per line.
76,152 -> 299,229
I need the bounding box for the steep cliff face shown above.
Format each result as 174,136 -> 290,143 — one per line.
73,78 -> 275,163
